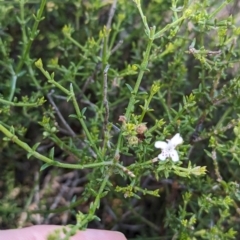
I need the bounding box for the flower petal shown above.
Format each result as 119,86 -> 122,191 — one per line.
158,152 -> 168,161
154,141 -> 168,149
169,133 -> 183,147
169,150 -> 179,162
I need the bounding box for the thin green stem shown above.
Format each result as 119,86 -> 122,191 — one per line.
139,92 -> 154,122
64,34 -> 86,52
50,135 -> 82,159
70,85 -> 103,161
125,27 -> 155,119
8,0 -> 46,101
19,0 -> 27,48
154,16 -> 185,39
109,17 -> 123,51
0,38 -> 7,57
135,2 -> 150,36
36,60 -> 103,161
37,65 -> 71,95
27,63 -> 42,89
216,107 -> 232,129
16,0 -> 46,73
0,123 -> 111,170
102,34 -> 108,68
115,27 -> 155,156
209,1 -> 230,19
62,174 -> 110,240
157,91 -> 173,122
128,159 -> 154,170
0,98 -> 40,107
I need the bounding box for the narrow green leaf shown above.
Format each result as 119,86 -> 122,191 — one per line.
125,84 -> 133,92
81,107 -> 87,115
49,147 -> 55,160
32,142 -> 41,151
40,163 -> 51,171
69,114 -> 78,119
27,152 -> 33,159
71,195 -> 77,203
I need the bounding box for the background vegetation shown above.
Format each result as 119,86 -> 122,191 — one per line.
1,0 -> 240,239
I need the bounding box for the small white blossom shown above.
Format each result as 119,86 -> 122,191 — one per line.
154,133 -> 183,162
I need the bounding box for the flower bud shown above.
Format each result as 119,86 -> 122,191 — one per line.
128,136 -> 139,146
136,123 -> 148,134
118,115 -> 127,123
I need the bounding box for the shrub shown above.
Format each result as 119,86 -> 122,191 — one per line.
1,0 -> 240,239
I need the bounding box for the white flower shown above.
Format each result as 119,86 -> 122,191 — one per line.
154,133 -> 183,162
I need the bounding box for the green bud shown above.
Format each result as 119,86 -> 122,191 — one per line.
35,58 -> 43,68
151,82 -> 161,95
192,166 -> 207,176
43,131 -> 49,137
62,24 -> 73,36
128,136 -> 139,146
234,125 -> 240,137
51,127 -> 57,133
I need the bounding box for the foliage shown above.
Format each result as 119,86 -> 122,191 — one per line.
1,0 -> 240,239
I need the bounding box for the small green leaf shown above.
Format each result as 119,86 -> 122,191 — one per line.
67,95 -> 72,102
92,215 -> 101,222
10,126 -> 15,134
81,107 -> 87,115
27,152 -> 34,159
49,147 -> 55,160
32,142 -> 41,151
125,84 -> 133,92
189,38 -> 196,48
40,163 -> 51,171
100,191 -> 109,198
69,137 -> 73,147
69,114 -> 78,119
17,70 -> 27,77
71,195 -> 77,203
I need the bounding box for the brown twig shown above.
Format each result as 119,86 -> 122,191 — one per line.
211,149 -> 223,181
47,90 -> 76,137
111,40 -> 123,54
101,64 -> 111,150
106,0 -> 118,29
